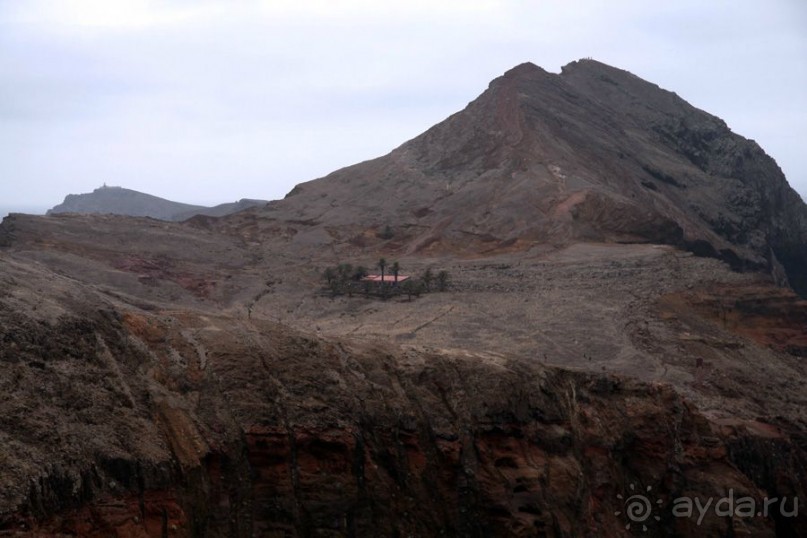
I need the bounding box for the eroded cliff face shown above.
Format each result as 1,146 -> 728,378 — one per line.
1,290 -> 805,537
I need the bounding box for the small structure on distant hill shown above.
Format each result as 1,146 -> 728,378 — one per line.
361,274 -> 410,284
321,262 -> 447,300
359,273 -> 412,298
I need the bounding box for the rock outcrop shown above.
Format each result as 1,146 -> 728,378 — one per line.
47,185 -> 266,222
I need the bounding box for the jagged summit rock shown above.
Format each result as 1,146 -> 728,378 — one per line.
270,58 -> 807,296
47,185 -> 267,221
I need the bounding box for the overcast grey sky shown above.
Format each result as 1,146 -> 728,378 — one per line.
1,0 -> 805,211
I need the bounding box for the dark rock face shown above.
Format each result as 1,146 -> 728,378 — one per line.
47,185 -> 267,222
1,300 -> 805,537
271,60 -> 807,297
559,60 -> 807,297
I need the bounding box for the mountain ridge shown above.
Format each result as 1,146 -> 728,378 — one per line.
1,60 -> 806,536
47,185 -> 267,222
269,58 -> 807,296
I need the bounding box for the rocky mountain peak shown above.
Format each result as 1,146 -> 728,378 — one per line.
267,60 -> 807,297
560,57 -> 636,78
498,61 -> 547,81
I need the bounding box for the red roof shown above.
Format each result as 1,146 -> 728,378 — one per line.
361,274 -> 410,283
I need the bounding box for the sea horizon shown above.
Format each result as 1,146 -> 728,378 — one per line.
0,205 -> 49,220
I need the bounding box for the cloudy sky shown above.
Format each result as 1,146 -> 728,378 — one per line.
1,0 -> 805,212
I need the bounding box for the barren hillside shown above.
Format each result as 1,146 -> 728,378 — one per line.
1,60 -> 806,536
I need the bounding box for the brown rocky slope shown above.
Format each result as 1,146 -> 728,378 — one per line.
0,257 -> 805,536
1,58 -> 807,537
270,59 -> 807,296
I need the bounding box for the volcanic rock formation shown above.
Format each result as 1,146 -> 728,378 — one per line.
1,60 -> 807,537
273,60 -> 807,297
47,185 -> 267,222
0,266 -> 804,537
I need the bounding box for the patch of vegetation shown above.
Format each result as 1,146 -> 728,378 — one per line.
376,225 -> 395,240
322,263 -> 368,297
320,261 -> 450,300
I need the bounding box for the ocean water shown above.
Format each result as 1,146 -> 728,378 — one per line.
0,206 -> 48,220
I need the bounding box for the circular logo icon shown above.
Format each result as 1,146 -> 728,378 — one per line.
615,483 -> 663,531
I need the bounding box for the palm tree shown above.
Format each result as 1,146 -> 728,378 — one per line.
352,265 -> 368,281
323,266 -> 336,286
402,279 -> 414,301
337,263 -> 353,283
337,263 -> 353,296
422,268 -> 434,292
436,270 -> 449,291
391,261 -> 400,284
323,266 -> 340,297
377,258 -> 387,282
